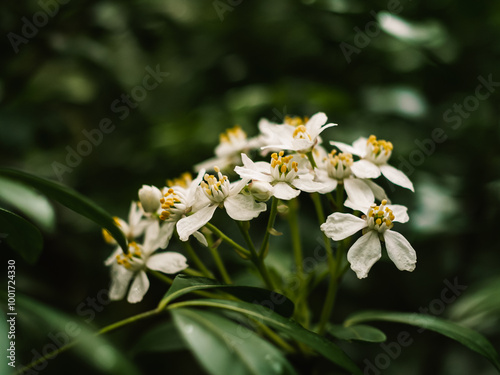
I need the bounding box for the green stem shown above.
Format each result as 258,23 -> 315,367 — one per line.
16,309 -> 161,375
181,240 -> 214,278
237,221 -> 276,291
317,184 -> 345,335
207,233 -> 232,284
148,269 -> 173,285
287,198 -> 303,281
305,151 -> 317,169
259,197 -> 279,259
205,222 -> 252,259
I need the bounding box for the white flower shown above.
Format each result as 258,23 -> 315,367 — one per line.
138,185 -> 162,213
195,126 -> 262,172
331,135 -> 414,192
235,152 -> 326,200
102,201 -> 149,245
261,113 -> 337,153
105,230 -> 188,303
177,167 -> 267,241
158,170 -> 208,247
315,150 -> 389,204
320,199 -> 416,279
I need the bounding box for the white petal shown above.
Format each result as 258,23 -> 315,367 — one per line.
187,169 -> 206,203
147,252 -> 188,274
363,180 -> 389,202
344,198 -> 371,213
292,177 -> 326,193
330,141 -> 363,157
143,220 -> 160,253
104,247 -> 121,266
234,165 -> 272,182
193,230 -> 208,247
320,212 -> 367,241
109,265 -> 134,301
380,164 -> 414,192
127,271 -> 150,303
352,137 -> 368,156
383,230 -> 417,272
347,231 -> 382,279
305,112 -> 327,137
128,201 -> 143,227
351,160 -> 381,179
176,205 -> 217,241
229,178 -> 250,196
316,177 -> 338,194
273,182 -> 300,200
344,179 -> 375,208
388,204 -> 409,223
224,194 -> 267,221
156,222 -> 176,249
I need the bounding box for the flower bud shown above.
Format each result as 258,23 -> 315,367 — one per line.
248,180 -> 273,202
138,185 -> 162,213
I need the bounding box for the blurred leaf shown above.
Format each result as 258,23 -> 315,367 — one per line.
169,299 -> 362,375
132,321 -> 186,355
160,275 -> 294,317
448,277 -> 500,332
0,208 -> 43,264
0,168 -> 127,252
344,310 -> 500,371
172,309 -> 298,375
0,176 -> 55,232
0,315 -> 9,375
13,294 -> 141,375
328,324 -> 387,343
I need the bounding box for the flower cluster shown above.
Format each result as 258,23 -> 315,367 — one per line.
103,112 -> 416,303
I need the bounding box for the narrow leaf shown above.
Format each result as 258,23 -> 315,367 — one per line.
345,310 -> 500,371
329,324 -> 387,343
0,168 -> 127,252
0,208 -> 43,264
0,176 -> 56,232
160,275 -> 294,317
172,309 -> 298,375
132,321 -> 187,355
169,299 -> 362,375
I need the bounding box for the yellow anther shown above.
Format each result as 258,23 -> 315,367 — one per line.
281,164 -> 287,174
271,153 -> 278,159
214,166 -> 220,173
381,199 -> 388,205
279,151 -> 284,157
376,218 -> 382,225
385,219 -> 393,227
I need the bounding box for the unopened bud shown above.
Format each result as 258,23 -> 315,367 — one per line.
138,185 -> 162,213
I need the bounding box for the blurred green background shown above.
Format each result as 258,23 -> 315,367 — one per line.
1,0 -> 500,374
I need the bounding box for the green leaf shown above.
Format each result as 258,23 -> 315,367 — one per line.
169,299 -> 362,375
172,309 -> 298,375
10,293 -> 141,375
0,208 -> 43,264
344,310 -> 500,371
0,168 -> 127,252
132,321 -> 187,355
0,176 -> 55,233
160,275 -> 294,317
328,324 -> 387,343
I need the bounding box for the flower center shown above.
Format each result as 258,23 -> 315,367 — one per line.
292,125 -> 312,141
284,115 -> 309,126
219,125 -> 247,145
365,135 -> 393,164
166,172 -> 192,189
270,151 -> 299,182
159,188 -> 188,221
324,150 -> 353,180
365,199 -> 395,233
115,242 -> 145,271
200,166 -> 230,203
